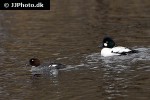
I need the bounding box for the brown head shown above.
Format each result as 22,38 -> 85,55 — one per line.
29,58 -> 40,67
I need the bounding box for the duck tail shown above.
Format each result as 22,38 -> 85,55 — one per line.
131,50 -> 139,53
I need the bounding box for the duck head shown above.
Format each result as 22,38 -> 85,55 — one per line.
29,58 -> 40,67
101,37 -> 116,48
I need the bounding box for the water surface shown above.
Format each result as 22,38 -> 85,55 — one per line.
0,0 -> 150,100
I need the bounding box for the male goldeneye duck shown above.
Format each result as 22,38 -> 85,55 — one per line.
29,58 -> 65,75
100,37 -> 138,57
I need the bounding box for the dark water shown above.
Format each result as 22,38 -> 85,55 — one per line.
0,0 -> 150,100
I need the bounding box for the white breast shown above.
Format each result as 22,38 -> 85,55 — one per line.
101,48 -> 120,57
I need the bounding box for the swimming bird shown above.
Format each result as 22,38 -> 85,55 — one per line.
100,37 -> 138,57
29,58 -> 65,75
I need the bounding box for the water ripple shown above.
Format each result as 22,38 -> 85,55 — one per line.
85,47 -> 150,70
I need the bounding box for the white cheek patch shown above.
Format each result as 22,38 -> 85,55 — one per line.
104,43 -> 107,46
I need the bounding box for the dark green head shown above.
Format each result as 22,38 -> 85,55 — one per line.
102,37 -> 115,48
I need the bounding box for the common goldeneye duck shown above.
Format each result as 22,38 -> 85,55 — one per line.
100,37 -> 138,57
29,58 -> 65,75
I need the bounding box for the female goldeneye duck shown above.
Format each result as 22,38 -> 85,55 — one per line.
29,58 -> 65,75
100,37 -> 138,57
